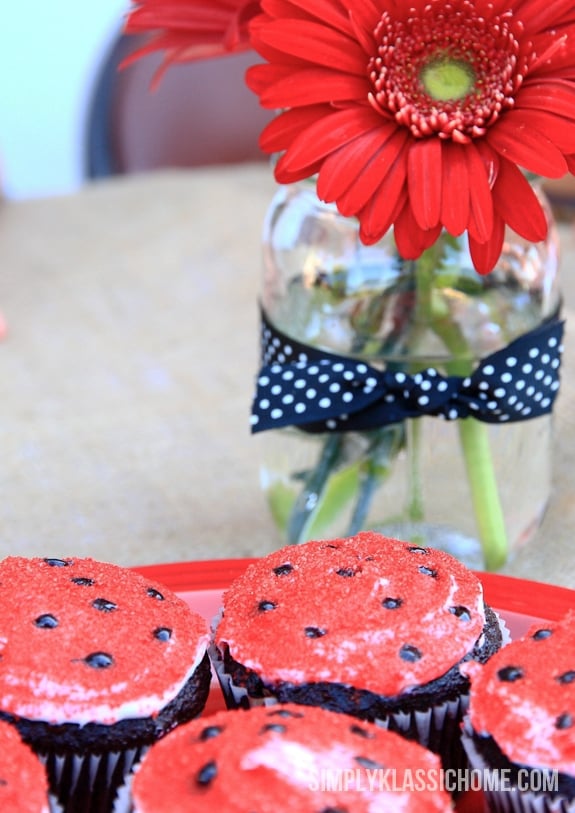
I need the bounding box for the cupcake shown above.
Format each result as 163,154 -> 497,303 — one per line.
0,556 -> 211,813
462,610 -> 575,813
211,532 -> 503,772
126,703 -> 454,812
0,719 -> 55,813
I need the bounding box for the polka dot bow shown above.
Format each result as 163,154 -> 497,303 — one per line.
251,313 -> 564,434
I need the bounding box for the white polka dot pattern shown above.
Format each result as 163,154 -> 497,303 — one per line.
251,312 -> 564,434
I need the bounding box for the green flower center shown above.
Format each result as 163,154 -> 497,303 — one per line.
421,59 -> 475,102
367,0 -> 531,142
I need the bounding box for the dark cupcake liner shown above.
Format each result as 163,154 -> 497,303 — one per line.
461,719 -> 575,813
39,747 -> 145,813
210,640 -> 470,775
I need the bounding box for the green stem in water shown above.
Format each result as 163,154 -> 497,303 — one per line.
406,419 -> 425,521
418,242 -> 509,570
346,424 -> 405,535
458,418 -> 509,571
286,433 -> 344,544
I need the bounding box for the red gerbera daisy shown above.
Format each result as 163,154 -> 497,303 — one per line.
123,0 -> 261,76
246,0 -> 575,274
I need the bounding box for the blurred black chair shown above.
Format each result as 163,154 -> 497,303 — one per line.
84,32 -> 274,178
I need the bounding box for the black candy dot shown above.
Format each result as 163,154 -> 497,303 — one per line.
305,626 -> 326,638
497,666 -> 524,682
268,709 -> 304,719
258,600 -> 277,612
147,588 -> 164,601
336,568 -> 355,577
320,808 -> 347,813
382,597 -> 402,609
199,725 -> 223,741
555,713 -> 573,730
532,628 -> 553,640
35,614 -> 58,629
449,605 -> 471,621
260,723 -> 287,734
355,756 -> 384,770
84,652 -> 114,669
556,671 -> 575,685
418,565 -> 437,577
399,644 -> 422,662
407,546 -> 428,554
92,598 -> 117,613
273,563 -> 293,576
44,558 -> 71,567
350,724 -> 374,739
154,627 -> 172,642
71,577 -> 94,586
196,761 -> 217,786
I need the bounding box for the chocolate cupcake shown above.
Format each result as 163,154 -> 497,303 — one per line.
211,532 -> 503,772
125,704 -> 453,812
0,719 -> 56,813
0,556 -> 211,813
462,610 -> 575,813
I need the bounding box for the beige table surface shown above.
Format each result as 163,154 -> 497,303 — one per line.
0,164 -> 574,588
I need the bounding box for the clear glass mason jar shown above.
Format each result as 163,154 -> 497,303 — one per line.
256,179 -> 562,570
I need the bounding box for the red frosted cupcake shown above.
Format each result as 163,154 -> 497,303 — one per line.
0,719 -> 55,813
462,610 -> 575,813
0,556 -> 211,813
126,704 -> 453,812
211,532 -> 503,772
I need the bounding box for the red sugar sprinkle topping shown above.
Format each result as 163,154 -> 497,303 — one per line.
0,720 -> 49,812
216,532 -> 485,695
132,704 -> 452,812
464,610 -> 575,774
0,557 -> 209,724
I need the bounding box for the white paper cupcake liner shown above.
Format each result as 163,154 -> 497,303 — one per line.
461,720 -> 575,813
110,772 -> 135,813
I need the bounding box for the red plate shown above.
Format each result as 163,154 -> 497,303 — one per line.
132,559 -> 575,813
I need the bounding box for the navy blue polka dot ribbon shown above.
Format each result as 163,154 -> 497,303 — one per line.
250,310 -> 564,434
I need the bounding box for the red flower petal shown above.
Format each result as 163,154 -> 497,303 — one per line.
393,203 -> 442,260
258,105 -> 329,152
465,144 -> 494,245
492,160 -> 548,243
514,0 -> 575,35
510,109 -> 575,154
274,155 -> 324,184
245,63 -> 294,95
336,127 -> 410,216
440,142 -> 470,237
278,107 -> 382,174
358,186 -> 407,247
257,67 -> 369,107
346,0 -> 381,32
468,216 -> 506,276
487,113 -> 568,178
518,81 -> 575,120
272,0 -> 353,34
316,124 -> 399,203
407,138 -> 442,230
253,19 -> 366,73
